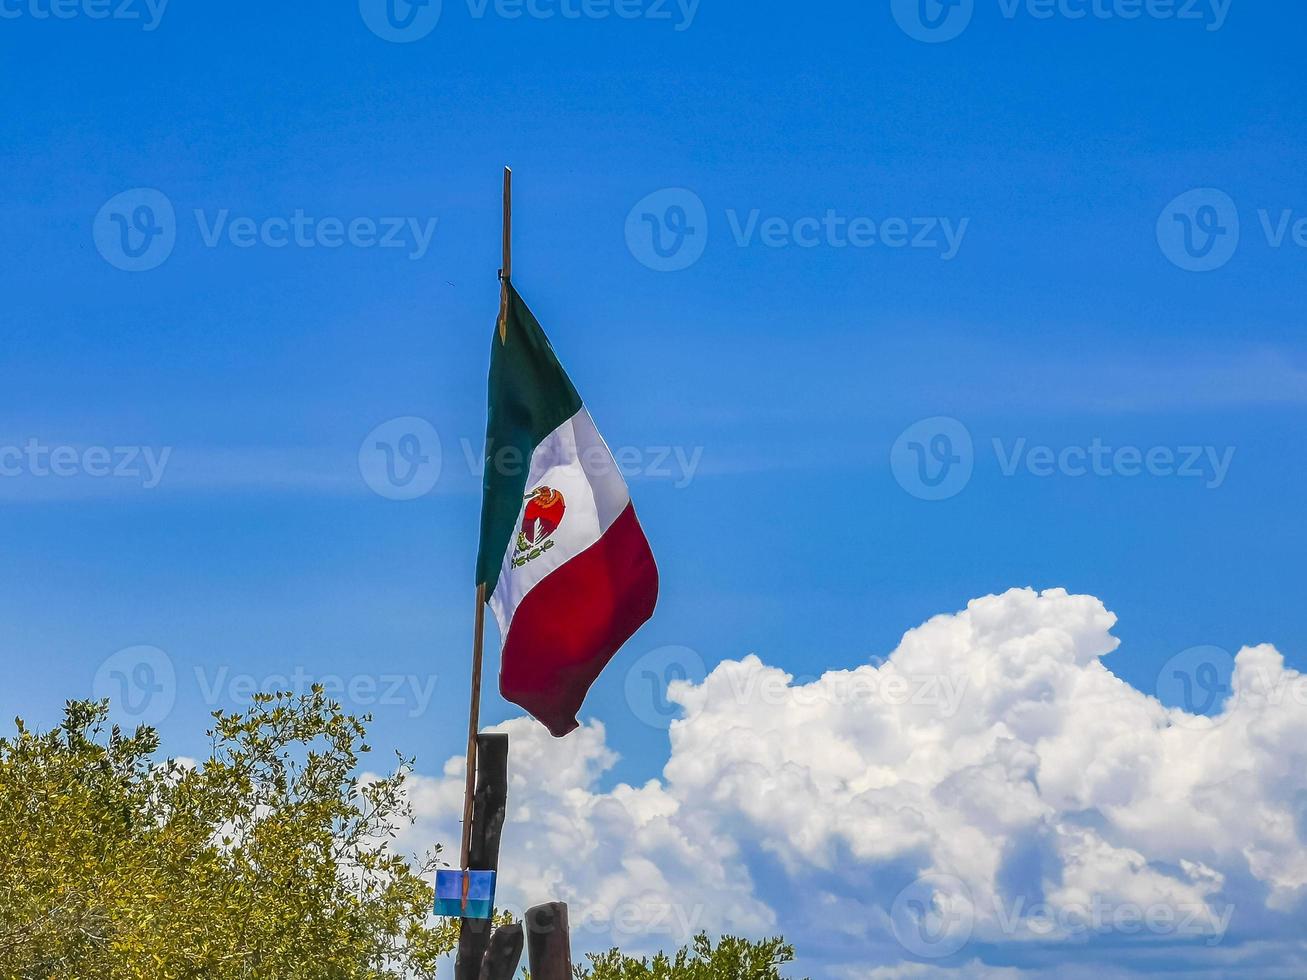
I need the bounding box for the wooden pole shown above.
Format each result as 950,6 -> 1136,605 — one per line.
479,923 -> 525,980
455,733 -> 510,980
456,167 -> 516,976
463,166 -> 512,869
525,903 -> 573,980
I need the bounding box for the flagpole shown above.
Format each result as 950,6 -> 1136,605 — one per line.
459,583 -> 486,872
461,167 -> 512,875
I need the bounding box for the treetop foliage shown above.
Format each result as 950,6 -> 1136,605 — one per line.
0,690 -> 456,980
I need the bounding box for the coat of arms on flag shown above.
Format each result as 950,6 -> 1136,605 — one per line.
514,486 -> 566,566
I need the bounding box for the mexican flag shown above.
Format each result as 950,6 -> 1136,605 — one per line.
476,283 -> 659,737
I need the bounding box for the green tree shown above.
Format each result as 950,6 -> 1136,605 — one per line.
572,934 -> 806,980
0,690 -> 456,979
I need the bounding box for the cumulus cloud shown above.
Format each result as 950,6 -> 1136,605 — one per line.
397,588 -> 1307,977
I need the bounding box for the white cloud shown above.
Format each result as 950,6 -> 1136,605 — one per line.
854,963 -> 1024,980
397,588 -> 1307,976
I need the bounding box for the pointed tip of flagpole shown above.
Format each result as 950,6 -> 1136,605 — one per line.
496,172 -> 512,344
500,167 -> 512,281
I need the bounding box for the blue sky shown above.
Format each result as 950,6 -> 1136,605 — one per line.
2,1 -> 1305,975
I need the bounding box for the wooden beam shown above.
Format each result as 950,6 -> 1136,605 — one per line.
454,733 -> 510,980
526,903 -> 572,980
479,923 -> 524,980
468,733 -> 509,870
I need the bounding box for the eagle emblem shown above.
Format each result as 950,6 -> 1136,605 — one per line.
514,486 -> 566,567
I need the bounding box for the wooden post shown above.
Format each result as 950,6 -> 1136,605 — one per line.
468,734 -> 509,871
454,733 -> 510,980
457,167 -> 517,980
466,167 -> 513,863
479,923 -> 524,980
526,903 -> 572,980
